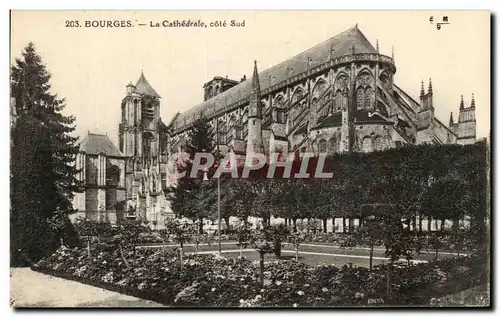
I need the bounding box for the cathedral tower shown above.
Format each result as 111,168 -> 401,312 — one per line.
457,93 -> 476,144
119,72 -> 162,220
246,61 -> 265,155
416,79 -> 435,144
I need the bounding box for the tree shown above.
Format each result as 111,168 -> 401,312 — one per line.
74,217 -> 113,258
166,117 -> 217,233
249,223 -> 276,286
268,223 -> 289,257
354,212 -> 383,271
274,180 -> 309,232
235,219 -> 251,258
165,218 -> 192,269
287,230 -> 306,262
10,43 -> 81,265
112,219 -> 150,267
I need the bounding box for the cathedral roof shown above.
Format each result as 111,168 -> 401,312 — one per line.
174,26 -> 376,129
135,72 -> 160,98
312,113 -> 342,130
80,133 -> 124,157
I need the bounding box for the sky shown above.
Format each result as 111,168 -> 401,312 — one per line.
10,10 -> 490,145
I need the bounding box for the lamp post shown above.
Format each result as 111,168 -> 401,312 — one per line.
204,167 -> 221,255
217,168 -> 221,255
215,119 -> 222,255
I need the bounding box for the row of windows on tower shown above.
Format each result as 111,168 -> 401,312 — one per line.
122,100 -> 155,123
86,164 -> 121,187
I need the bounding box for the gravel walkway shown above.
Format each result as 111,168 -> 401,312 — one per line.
10,268 -> 164,308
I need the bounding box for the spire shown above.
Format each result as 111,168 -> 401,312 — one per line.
376,39 -> 379,53
428,78 -> 433,95
449,112 -> 454,126
135,72 -> 160,98
249,60 -> 262,118
420,81 -> 425,97
460,95 -> 464,110
391,45 -> 394,60
471,93 -> 475,107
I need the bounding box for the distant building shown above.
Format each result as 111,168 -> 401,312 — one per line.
71,133 -> 127,224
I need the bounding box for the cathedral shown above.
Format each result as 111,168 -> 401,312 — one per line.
71,25 -> 476,227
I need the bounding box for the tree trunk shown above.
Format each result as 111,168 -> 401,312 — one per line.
199,217 -> 204,234
307,218 -> 311,232
343,218 -> 347,233
87,239 -> 91,259
323,218 -> 327,233
419,214 -> 423,232
259,252 -> 265,286
292,218 -> 297,232
240,244 -> 243,258
224,216 -> 230,230
295,246 -> 299,262
132,245 -> 136,265
119,244 -> 130,269
195,242 -> 199,254
440,219 -> 446,231
369,244 -> 374,271
332,218 -> 336,233
180,242 -> 184,270
435,247 -> 439,261
428,217 -> 432,232
387,261 -> 393,299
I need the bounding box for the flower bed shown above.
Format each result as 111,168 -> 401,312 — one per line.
32,244 -> 487,307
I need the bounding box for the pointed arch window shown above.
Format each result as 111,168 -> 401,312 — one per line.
106,164 -> 120,187
334,90 -> 343,112
373,136 -> 383,151
329,138 -> 339,154
362,137 -> 373,152
356,87 -> 365,110
273,95 -> 286,124
228,115 -> 242,141
364,86 -> 373,109
318,139 -> 328,153
242,109 -> 249,138
217,120 -> 227,145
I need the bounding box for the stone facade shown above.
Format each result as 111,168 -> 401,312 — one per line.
168,26 -> 476,160
72,25 -> 477,228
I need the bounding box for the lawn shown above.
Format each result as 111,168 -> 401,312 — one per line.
137,241 -> 462,268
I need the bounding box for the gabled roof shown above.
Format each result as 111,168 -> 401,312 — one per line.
135,73 -> 160,98
175,26 -> 377,128
80,133 -> 124,157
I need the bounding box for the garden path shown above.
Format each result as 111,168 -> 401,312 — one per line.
10,268 -> 165,308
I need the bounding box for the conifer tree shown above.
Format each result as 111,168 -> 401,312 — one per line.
166,117 -> 218,233
10,42 -> 81,265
